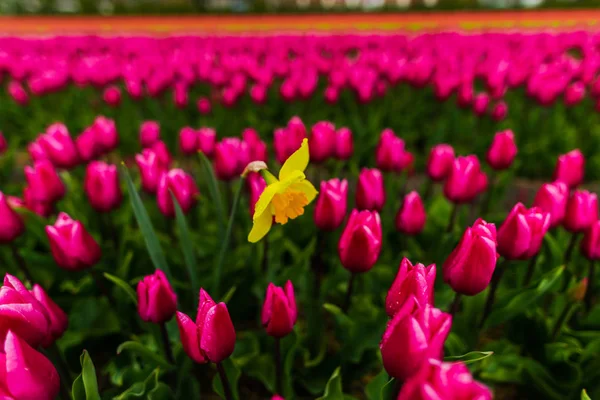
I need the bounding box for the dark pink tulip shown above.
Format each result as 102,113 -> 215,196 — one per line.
30,284 -> 68,347
274,117 -> 306,164
179,127 -> 198,155
262,281 -> 297,338
490,101 -> 508,121
45,213 -> 101,271
385,258 -> 436,317
376,129 -> 406,172
309,121 -> 336,163
395,191 -> 426,235
150,140 -> 172,168
0,193 -> 24,244
380,297 -> 452,380
140,121 -> 161,148
174,83 -> 189,108
27,140 -> 48,162
314,179 -> 348,231
533,181 -> 569,228
214,138 -> 250,181
472,92 -> 489,116
137,270 -> 177,324
76,127 -> 100,162
176,289 -> 236,364
553,149 -> 585,188
443,156 -> 485,204
457,83 -> 474,107
564,81 -> 586,107
250,84 -> 267,104
247,172 -> 266,217
156,169 -> 199,218
24,160 -> 65,203
486,130 -> 517,170
92,116 -> 118,153
242,128 -> 268,162
443,219 -> 498,296
334,127 -> 353,160
564,190 -> 598,233
0,132 -> 6,155
581,221 -> 600,260
426,144 -> 455,182
497,203 -> 551,260
135,149 -> 169,194
103,85 -> 121,107
38,123 -> 80,169
125,78 -> 143,100
356,168 -> 385,212
23,187 -> 54,218
198,128 -> 216,158
338,209 -> 382,273
7,81 -> 29,105
197,97 -> 212,115
324,86 -> 339,104
84,161 -> 122,212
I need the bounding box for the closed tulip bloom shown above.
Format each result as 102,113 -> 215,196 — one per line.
84,162 -> 122,212
335,127 -> 353,160
533,181 -> 569,228
176,289 -> 236,364
385,258 -> 436,317
247,172 -> 267,217
243,128 -> 268,162
174,83 -> 188,108
157,169 -> 199,218
23,187 -> 54,218
38,123 -> 80,169
24,160 -> 65,203
214,138 -> 250,181
45,213 -> 101,271
0,132 -> 6,155
27,140 -> 48,162
0,331 -> 60,400
443,156 -> 485,204
564,82 -> 586,107
472,92 -> 489,116
338,209 -> 382,273
0,193 -> 24,243
581,221 -> 600,260
103,85 -> 121,106
93,116 -> 118,153
564,190 -> 598,233
486,130 -> 517,170
426,144 -> 455,182
30,284 -> 68,347
553,149 -> 585,188
443,219 -> 498,296
76,127 -> 100,162
262,281 -> 297,338
395,191 -> 426,235
274,117 -> 306,164
309,121 -> 336,163
314,179 -> 348,231
490,101 -> 508,121
198,128 -> 216,158
150,140 -> 172,168
197,97 -> 212,115
380,297 -> 452,380
376,129 -> 406,172
137,270 -> 177,324
497,203 -> 551,260
398,358 -> 492,400
356,168 -> 385,211
179,127 -> 198,155
7,81 -> 29,105
135,149 -> 168,194
140,121 -> 161,148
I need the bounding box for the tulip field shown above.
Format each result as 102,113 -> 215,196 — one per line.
1,30 -> 600,400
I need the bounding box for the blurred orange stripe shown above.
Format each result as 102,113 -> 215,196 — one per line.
0,11 -> 599,33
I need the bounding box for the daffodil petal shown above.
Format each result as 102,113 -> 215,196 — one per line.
248,210 -> 273,243
279,138 -> 309,181
290,180 -> 319,204
253,184 -> 279,222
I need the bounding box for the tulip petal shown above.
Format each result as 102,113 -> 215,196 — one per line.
248,209 -> 273,243
279,138 -> 309,181
176,311 -> 206,364
200,303 -> 236,363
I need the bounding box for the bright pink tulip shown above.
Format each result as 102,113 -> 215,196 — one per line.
356,168 -> 385,212
274,117 -> 306,164
385,258 -> 436,317
23,187 -> 54,218
564,190 -> 598,233
380,297 -> 452,380
24,160 -> 65,203
486,130 -> 517,170
338,209 -> 382,273
137,270 -> 177,324
242,128 -> 268,162
179,127 -> 198,155
7,81 -> 29,105
214,138 -> 250,181
553,149 -> 585,188
198,128 -> 216,158
27,140 -> 48,162
490,101 -> 508,121
84,161 -> 121,212
150,140 -> 172,168
45,213 -> 101,271
103,85 -> 121,106
262,281 -> 297,338
395,191 -> 426,235
140,121 -> 161,148
376,129 -> 406,172
497,203 -> 551,260
443,156 -> 485,204
426,144 -> 455,182
314,179 -> 348,231
197,97 -> 212,115
174,83 -> 188,108
472,92 -> 489,116
581,221 -> 600,260
334,127 -> 353,160
309,121 -> 336,163
0,193 -> 24,244
533,181 -> 569,228
38,123 -> 80,169
92,116 -> 118,154
30,284 -> 68,347
176,289 -> 236,364
157,169 -> 199,218
135,149 -> 169,194
564,82 -> 586,107
443,219 -> 498,296
76,127 -> 100,162
247,172 -> 266,217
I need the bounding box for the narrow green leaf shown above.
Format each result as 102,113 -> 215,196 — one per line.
365,370 -> 389,400
212,358 -> 241,400
221,285 -> 237,304
120,165 -> 172,281
104,272 -> 138,305
582,389 -> 592,400
117,341 -> 174,370
444,351 -> 494,365
171,191 -> 199,303
72,374 -> 85,400
317,367 -> 344,400
198,151 -> 226,238
81,350 -> 101,400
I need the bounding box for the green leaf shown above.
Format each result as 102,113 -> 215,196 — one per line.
212,359 -> 241,400
380,379 -> 398,400
72,374 -> 85,400
365,370 -> 389,400
117,341 -> 174,370
80,350 -> 101,400
171,191 -> 199,304
582,389 -> 592,400
104,272 -> 138,305
444,351 -> 494,365
121,165 -> 172,281
317,367 -> 344,400
198,151 -> 226,238
323,303 -> 355,332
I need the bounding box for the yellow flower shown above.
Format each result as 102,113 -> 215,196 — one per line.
248,138 -> 318,243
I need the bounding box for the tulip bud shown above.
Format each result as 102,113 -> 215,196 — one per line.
0,192 -> 24,243
581,220 -> 600,260
38,123 -> 80,169
198,128 -> 216,158
157,169 -> 199,218
443,156 -> 485,204
179,127 -> 198,155
380,298 -> 452,380
247,172 -> 267,217
103,85 -> 121,107
92,116 -> 119,154
274,117 -> 306,164
214,138 -> 250,181
250,84 -> 268,104
76,127 -> 100,162
262,281 -> 297,338
28,140 -> 48,162
309,121 -> 336,163
0,331 -> 60,400
569,278 -> 588,303
84,161 -> 122,212
426,144 -> 455,182
395,191 -> 426,235
8,81 -> 29,105
140,121 -> 161,148
486,130 -> 517,170
497,203 -> 551,260
564,82 -> 586,107
137,270 -> 177,324
490,101 -> 508,121
398,359 -> 492,400
31,284 -> 68,346
242,128 -> 268,162
385,258 -> 436,317
197,97 -> 212,115
376,129 -> 407,172
314,179 -> 348,231
443,219 -> 498,295
356,168 -> 385,212
174,83 -> 189,108
338,209 -> 382,273
23,186 -> 54,218
334,127 -> 353,160
564,190 -> 598,233
135,149 -> 169,194
533,181 -> 569,228
151,140 -> 172,168
0,132 -> 6,155
24,160 -> 65,203
45,213 -> 101,271
324,86 -> 339,104
553,149 -> 585,188
472,92 -> 489,116
272,396 -> 285,400
176,289 -> 236,364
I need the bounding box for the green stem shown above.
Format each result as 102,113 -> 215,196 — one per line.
216,362 -> 234,400
274,337 -> 282,396
160,323 -> 175,365
10,243 -> 34,285
479,259 -> 508,329
342,273 -> 356,314
446,203 -> 459,233
551,302 -> 573,341
523,253 -> 539,287
585,260 -> 595,312
449,292 -> 462,318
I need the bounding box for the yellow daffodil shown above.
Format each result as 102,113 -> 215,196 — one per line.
248,138 -> 318,243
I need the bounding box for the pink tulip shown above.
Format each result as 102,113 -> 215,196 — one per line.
274,117 -> 306,164
314,179 -> 348,231
486,130 -> 517,170
533,181 -> 569,228
24,160 -> 65,204
242,128 -> 268,162
0,193 -> 24,244
385,258 -> 436,317
395,191 -> 426,235
214,138 -> 250,181
338,209 -> 382,273
309,121 -> 336,163
376,129 -> 407,172
497,203 -> 551,260
137,270 -> 177,324
426,144 -> 455,182
444,156 -> 485,204
334,127 -> 353,160
564,190 -> 598,233
553,149 -> 585,188
472,92 -> 489,116
156,169 -> 199,218
38,123 -> 80,169
84,162 -> 122,213
103,85 -> 121,107
581,220 -> 600,260
0,132 -> 6,155
45,213 -> 101,271
356,168 -> 385,212
140,121 -> 161,148
247,172 -> 267,217
262,281 -> 297,338
490,100 -> 508,121
30,284 -> 68,347
198,128 -> 217,158
179,127 -> 198,155
7,81 -> 29,105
